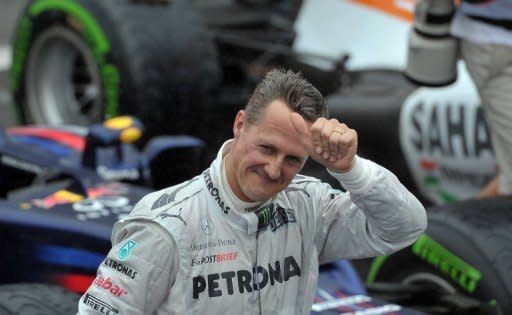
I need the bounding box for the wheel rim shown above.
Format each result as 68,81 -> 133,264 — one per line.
25,26 -> 103,125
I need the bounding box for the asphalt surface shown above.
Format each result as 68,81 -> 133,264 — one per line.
0,0 -> 28,128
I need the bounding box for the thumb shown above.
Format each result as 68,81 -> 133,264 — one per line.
290,112 -> 313,151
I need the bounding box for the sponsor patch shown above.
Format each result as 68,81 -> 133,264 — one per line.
159,208 -> 187,225
191,252 -> 239,266
83,293 -> 119,314
270,206 -> 296,232
192,255 -> 301,298
255,204 -> 297,232
190,239 -> 236,251
118,239 -> 137,261
104,257 -> 138,279
93,276 -> 128,297
201,216 -> 214,235
203,170 -> 230,214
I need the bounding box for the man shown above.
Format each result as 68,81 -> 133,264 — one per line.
77,69 -> 426,314
450,0 -> 512,196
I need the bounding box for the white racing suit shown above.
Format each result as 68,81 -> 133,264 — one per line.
77,140 -> 427,315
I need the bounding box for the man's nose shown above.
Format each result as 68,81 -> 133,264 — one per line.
264,157 -> 282,180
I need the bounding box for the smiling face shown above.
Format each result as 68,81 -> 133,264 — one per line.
225,99 -> 309,202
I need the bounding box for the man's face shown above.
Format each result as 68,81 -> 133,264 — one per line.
226,99 -> 309,202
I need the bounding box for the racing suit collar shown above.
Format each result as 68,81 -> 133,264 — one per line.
203,140 -> 274,235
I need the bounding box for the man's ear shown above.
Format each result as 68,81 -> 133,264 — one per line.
233,110 -> 246,138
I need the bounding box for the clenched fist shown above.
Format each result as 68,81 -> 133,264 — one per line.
291,113 -> 358,173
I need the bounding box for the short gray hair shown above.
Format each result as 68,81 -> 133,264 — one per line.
244,68 -> 327,125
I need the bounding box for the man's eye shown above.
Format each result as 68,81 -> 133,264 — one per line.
260,145 -> 273,153
288,157 -> 302,165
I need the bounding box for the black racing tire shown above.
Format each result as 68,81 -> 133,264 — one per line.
9,0 -> 221,140
0,283 -> 79,315
366,197 -> 512,314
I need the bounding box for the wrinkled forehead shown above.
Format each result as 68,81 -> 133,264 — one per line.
252,102 -> 308,158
